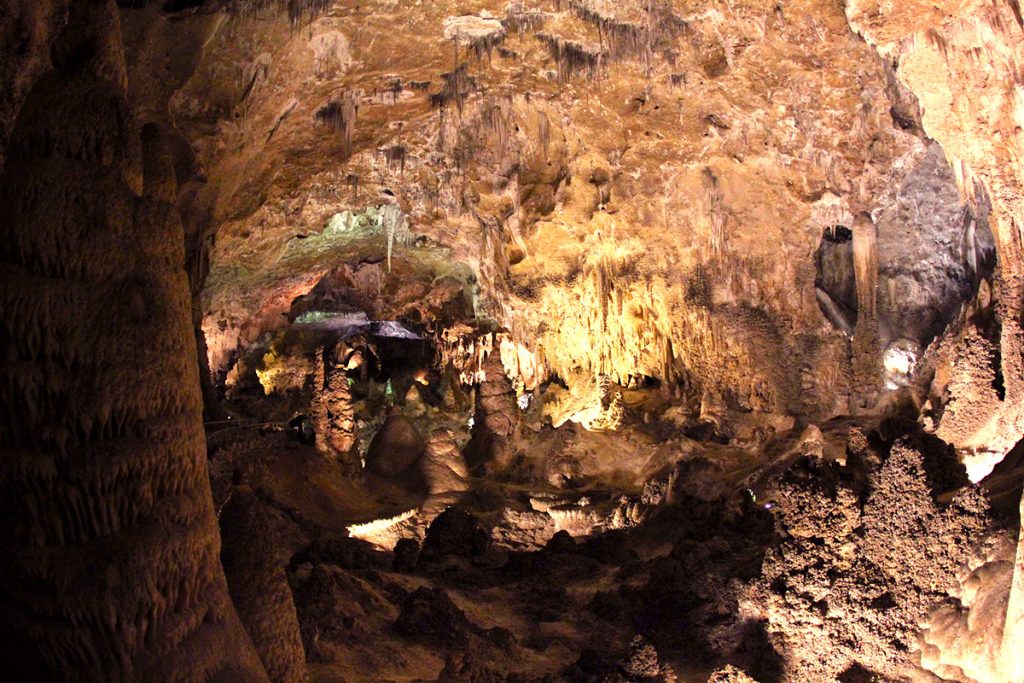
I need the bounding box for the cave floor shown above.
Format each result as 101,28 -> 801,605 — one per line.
202,402 -> 1024,682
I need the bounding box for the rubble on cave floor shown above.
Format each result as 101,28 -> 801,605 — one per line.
209,384 -> 1015,682
200,289 -> 1022,683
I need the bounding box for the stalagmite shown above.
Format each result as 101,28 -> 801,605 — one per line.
311,346 -> 356,469
0,2 -> 267,678
464,352 -> 520,474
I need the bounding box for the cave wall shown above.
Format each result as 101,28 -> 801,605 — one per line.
0,0 -> 1022,679
847,0 -> 1024,461
844,1 -> 1024,678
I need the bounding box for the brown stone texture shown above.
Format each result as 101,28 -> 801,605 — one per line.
220,487 -> 308,683
1,0 -> 1023,681
0,1 -> 267,679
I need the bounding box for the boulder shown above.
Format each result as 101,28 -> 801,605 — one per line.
392,537 -> 420,572
365,413 -> 426,477
395,587 -> 473,648
420,507 -> 490,561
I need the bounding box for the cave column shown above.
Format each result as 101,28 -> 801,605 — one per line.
992,210 -> 1024,405
311,344 -> 357,471
466,351 -> 520,475
850,213 -> 882,411
0,1 -> 267,678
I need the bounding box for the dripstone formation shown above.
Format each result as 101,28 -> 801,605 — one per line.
1,0 -> 1023,681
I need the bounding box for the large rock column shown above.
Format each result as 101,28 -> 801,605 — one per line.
219,488 -> 308,683
311,344 -> 357,471
0,1 -> 267,679
465,352 -> 520,475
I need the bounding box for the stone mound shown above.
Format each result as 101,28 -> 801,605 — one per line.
365,414 -> 426,477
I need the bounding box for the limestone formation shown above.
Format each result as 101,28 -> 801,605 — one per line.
220,487 -> 308,683
311,344 -> 356,468
0,1 -> 266,679
2,0 -> 1024,681
365,413 -> 426,477
464,351 -> 521,474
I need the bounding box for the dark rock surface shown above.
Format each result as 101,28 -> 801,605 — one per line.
365,413 -> 427,477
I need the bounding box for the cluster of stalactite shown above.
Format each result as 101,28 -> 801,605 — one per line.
434,330 -> 546,392
568,0 -> 687,66
435,330 -> 502,386
380,144 -> 407,175
535,32 -> 604,81
313,91 -> 358,160
506,247 -> 815,416
518,248 -> 679,388
429,64 -> 478,116
504,1 -> 549,35
223,0 -> 331,27
480,94 -> 515,163
466,30 -> 508,63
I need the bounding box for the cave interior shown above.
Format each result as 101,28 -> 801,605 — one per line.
2,0 -> 1024,681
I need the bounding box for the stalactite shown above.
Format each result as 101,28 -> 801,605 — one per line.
381,144 -> 407,175
568,0 -> 687,65
380,203 -> 414,273
570,1 -> 645,60
538,110 -> 550,160
481,95 -> 514,162
850,214 -> 882,409
702,167 -> 726,257
468,32 -> 507,63
224,0 -> 332,27
504,2 -> 549,34
313,91 -> 358,160
384,205 -> 399,273
429,63 -> 477,115
535,33 -> 604,81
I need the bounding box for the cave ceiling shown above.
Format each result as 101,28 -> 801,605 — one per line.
113,0 -> 997,427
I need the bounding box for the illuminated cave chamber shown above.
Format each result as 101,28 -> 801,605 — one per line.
2,1 -> 1024,682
